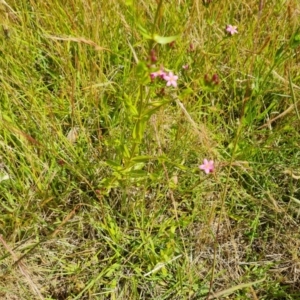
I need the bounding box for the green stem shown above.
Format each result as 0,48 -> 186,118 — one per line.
149,0 -> 163,50
152,0 -> 163,36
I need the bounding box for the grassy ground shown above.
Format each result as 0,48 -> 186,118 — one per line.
0,0 -> 299,299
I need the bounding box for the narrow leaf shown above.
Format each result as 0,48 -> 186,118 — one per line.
153,34 -> 180,45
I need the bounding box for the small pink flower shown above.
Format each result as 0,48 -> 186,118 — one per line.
226,25 -> 238,35
182,64 -> 189,70
156,69 -> 167,78
199,159 -> 214,174
150,69 -> 166,80
150,72 -> 157,80
163,71 -> 178,87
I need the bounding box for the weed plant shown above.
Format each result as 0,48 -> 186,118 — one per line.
0,0 -> 299,299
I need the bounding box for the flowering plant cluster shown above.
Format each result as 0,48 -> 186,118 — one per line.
150,69 -> 178,87
147,24 -> 239,175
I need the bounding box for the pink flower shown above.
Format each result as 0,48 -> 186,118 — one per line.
199,159 -> 214,174
150,69 -> 166,80
156,69 -> 167,78
226,25 -> 238,35
182,64 -> 189,70
150,72 -> 157,80
163,71 -> 178,87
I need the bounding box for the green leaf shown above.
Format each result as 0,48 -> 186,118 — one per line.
137,24 -> 152,40
133,120 -> 146,142
132,121 -> 140,140
1,113 -> 13,123
290,30 -> 300,49
123,94 -> 138,116
275,44 -> 286,62
153,34 -> 180,45
142,107 -> 163,120
136,61 -> 150,84
141,101 -> 170,120
157,156 -> 187,170
131,155 -> 153,162
106,160 -> 121,168
150,100 -> 171,107
128,170 -> 148,178
120,144 -> 130,158
125,0 -> 133,5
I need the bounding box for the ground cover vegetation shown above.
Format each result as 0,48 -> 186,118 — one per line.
0,0 -> 299,299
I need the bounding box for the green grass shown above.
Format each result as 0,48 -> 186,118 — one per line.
0,0 -> 300,299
